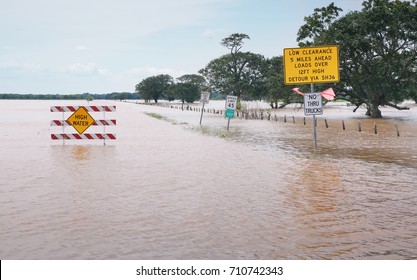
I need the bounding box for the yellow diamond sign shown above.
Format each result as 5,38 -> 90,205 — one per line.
67,106 -> 95,134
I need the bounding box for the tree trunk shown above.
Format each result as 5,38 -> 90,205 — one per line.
278,102 -> 287,109
365,102 -> 382,118
269,101 -> 278,109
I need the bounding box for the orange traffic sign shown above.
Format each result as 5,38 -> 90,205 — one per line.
283,45 -> 339,85
67,106 -> 95,134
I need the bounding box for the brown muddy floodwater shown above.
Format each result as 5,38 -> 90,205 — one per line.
0,100 -> 416,259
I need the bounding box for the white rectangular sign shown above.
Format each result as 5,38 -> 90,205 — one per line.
304,93 -> 323,115
225,95 -> 238,110
200,92 -> 210,104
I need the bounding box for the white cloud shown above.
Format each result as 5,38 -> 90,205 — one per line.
126,66 -> 188,79
75,45 -> 88,51
202,28 -> 224,39
104,66 -> 190,92
63,63 -> 110,77
0,62 -> 44,73
97,68 -> 111,76
202,28 -> 216,38
66,63 -> 96,75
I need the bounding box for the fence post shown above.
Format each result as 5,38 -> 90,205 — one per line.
395,123 -> 400,137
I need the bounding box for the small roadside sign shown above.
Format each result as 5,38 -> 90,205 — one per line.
200,92 -> 210,104
67,106 -> 95,134
199,92 -> 210,125
224,96 -> 237,131
225,109 -> 235,119
303,90 -> 323,149
304,93 -> 323,116
225,95 -> 238,110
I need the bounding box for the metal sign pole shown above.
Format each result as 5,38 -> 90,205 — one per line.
227,117 -> 231,131
311,84 -> 317,148
313,115 -> 317,148
62,111 -> 65,146
199,102 -> 205,125
103,110 -> 106,146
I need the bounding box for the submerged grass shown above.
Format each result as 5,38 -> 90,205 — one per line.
145,112 -> 188,125
145,112 -> 230,139
145,112 -> 166,120
192,125 -> 230,139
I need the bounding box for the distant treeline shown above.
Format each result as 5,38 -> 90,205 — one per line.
0,91 -> 225,101
0,92 -> 140,100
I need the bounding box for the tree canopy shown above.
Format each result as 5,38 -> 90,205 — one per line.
135,74 -> 174,103
265,56 -> 301,108
199,33 -> 269,102
174,74 -> 206,106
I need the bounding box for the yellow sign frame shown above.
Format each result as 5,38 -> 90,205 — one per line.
283,45 -> 340,85
67,106 -> 95,134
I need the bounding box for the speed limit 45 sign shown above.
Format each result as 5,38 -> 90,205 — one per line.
225,95 -> 238,110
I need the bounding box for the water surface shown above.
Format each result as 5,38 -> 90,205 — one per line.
1,100 -> 416,259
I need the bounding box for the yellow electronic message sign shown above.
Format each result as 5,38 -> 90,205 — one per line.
283,45 -> 339,85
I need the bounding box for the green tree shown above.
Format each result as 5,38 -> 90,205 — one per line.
199,33 -> 268,103
297,0 -> 417,118
86,95 -> 94,103
135,74 -> 173,103
177,74 -> 207,92
297,2 -> 343,47
171,82 -> 200,110
175,74 -> 206,109
265,56 -> 302,108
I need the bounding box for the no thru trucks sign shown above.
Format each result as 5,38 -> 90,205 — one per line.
304,93 -> 323,116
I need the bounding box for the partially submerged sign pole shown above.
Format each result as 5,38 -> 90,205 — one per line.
225,109 -> 235,131
225,95 -> 238,131
199,92 -> 210,125
304,85 -> 323,148
283,45 -> 339,148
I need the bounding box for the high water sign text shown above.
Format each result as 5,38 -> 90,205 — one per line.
67,106 -> 95,134
283,45 -> 339,85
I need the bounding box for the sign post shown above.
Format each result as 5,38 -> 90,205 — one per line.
199,92 -> 210,125
225,95 -> 237,131
283,45 -> 339,148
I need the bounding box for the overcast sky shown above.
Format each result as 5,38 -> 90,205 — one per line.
1,0 -> 363,94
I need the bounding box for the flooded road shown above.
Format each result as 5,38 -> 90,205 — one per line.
1,100 -> 416,259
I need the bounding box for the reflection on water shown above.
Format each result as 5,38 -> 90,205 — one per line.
293,159 -> 342,213
0,100 -> 416,259
71,146 -> 91,161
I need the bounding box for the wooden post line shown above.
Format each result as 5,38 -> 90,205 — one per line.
50,105 -> 116,144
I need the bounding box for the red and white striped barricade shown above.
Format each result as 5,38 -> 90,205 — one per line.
50,105 -> 116,113
50,105 -> 116,144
